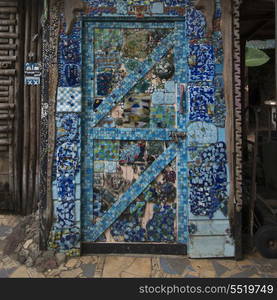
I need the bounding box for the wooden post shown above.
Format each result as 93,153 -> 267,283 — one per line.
27,0 -> 39,214
34,0 -> 42,213
14,0 -> 25,213
22,0 -> 31,215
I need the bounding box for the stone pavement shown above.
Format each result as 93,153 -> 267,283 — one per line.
1,214 -> 277,278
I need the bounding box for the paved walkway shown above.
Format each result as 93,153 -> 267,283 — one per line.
1,214 -> 277,278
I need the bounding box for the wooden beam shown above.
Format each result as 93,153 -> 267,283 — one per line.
0,69 -> 15,75
0,25 -> 9,31
0,2 -> 18,7
0,125 -> 11,133
0,7 -> 17,13
0,32 -> 18,38
0,103 -> 14,109
0,114 -> 14,120
0,44 -> 16,49
0,56 -> 16,61
0,38 -> 8,43
0,139 -> 11,146
22,0 -> 31,215
0,86 -> 9,91
0,19 -> 16,25
0,91 -> 8,96
0,79 -> 12,85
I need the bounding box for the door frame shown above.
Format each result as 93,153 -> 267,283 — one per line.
80,17 -> 189,255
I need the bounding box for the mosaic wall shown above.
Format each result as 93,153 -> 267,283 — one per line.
47,0 -> 233,256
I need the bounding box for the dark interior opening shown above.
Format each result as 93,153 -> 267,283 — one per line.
240,0 -> 277,258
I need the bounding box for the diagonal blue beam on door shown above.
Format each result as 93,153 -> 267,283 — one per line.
90,31 -> 177,127
88,142 -> 178,242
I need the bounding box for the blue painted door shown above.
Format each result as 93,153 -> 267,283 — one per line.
82,20 -> 188,246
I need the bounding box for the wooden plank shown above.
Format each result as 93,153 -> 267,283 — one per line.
0,44 -> 16,49
34,0 -> 42,213
0,19 -> 16,25
0,69 -> 15,75
0,13 -> 9,19
0,25 -> 8,31
0,103 -> 14,109
0,86 -> 8,91
0,55 -> 16,60
0,50 -> 8,55
0,91 -> 8,96
0,113 -> 14,120
0,97 -> 8,102
0,2 -> 18,7
0,79 -> 12,85
0,32 -> 18,38
0,125 -> 11,133
22,0 -> 31,214
0,138 -> 10,145
27,0 -> 39,214
13,0 -> 23,213
0,8 -> 17,13
0,38 -> 8,43
0,61 -> 12,68
8,9 -> 15,212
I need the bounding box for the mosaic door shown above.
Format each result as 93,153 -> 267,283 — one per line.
82,20 -> 188,247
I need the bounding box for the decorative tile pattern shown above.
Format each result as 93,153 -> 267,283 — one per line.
86,143 -> 178,242
47,0 -> 233,256
150,105 -> 176,128
187,122 -> 218,146
55,113 -> 80,229
185,7 -> 207,38
90,31 -> 177,127
189,43 -> 215,82
188,86 -> 215,122
57,87 -> 81,112
58,22 -> 82,87
189,142 -> 228,218
49,113 -> 81,254
94,141 -> 119,161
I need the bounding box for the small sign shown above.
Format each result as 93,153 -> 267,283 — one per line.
24,63 -> 42,85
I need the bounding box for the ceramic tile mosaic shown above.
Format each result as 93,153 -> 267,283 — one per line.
187,122 -> 218,146
185,7 -> 207,38
89,30 -> 177,127
57,87 -> 81,112
58,22 -> 82,87
150,105 -> 176,128
87,143 -> 178,242
48,0 -> 233,256
55,113 -> 80,229
90,128 -> 174,141
49,113 -> 81,254
188,142 -> 228,218
188,43 -> 215,82
188,86 -> 215,122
